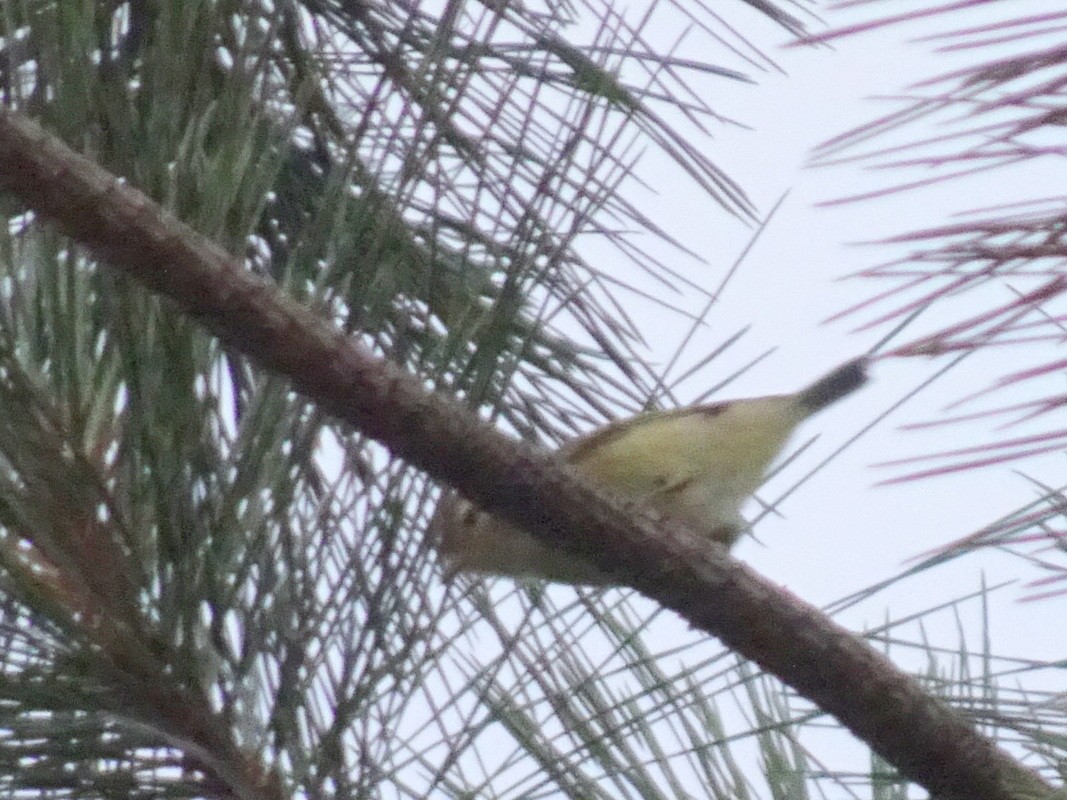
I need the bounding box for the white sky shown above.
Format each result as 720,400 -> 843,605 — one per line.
573,1 -> 1067,669
427,4 -> 1066,795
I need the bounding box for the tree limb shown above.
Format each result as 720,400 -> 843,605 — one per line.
0,108 -> 1053,800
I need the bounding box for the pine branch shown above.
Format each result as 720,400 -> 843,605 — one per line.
0,110 -> 1053,800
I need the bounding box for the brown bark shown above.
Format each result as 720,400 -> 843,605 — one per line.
0,109 -> 1054,800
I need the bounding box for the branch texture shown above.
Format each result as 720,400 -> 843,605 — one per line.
0,109 -> 1054,800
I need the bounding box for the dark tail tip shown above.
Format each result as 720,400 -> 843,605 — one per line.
796,357 -> 869,414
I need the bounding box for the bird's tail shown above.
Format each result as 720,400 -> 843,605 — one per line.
795,357 -> 869,415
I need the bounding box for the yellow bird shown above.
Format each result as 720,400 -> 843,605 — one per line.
431,357 -> 869,585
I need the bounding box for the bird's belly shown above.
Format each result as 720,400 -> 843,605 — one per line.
661,476 -> 747,544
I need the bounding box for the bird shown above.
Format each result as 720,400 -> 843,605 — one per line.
431,357 -> 869,585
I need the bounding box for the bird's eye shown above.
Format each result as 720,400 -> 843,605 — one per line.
460,504 -> 480,527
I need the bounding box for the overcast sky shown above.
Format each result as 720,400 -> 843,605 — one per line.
410,5 -> 1067,793
572,0 -> 1067,672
